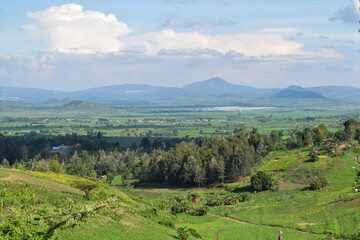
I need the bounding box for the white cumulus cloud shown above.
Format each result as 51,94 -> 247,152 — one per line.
25,4 -> 132,54
126,29 -> 305,57
23,4 -> 340,59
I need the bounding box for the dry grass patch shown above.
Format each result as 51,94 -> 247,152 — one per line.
1,170 -> 83,195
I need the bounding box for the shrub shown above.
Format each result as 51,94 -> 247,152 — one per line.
251,171 -> 273,191
206,192 -> 252,206
177,227 -> 189,240
171,203 -> 190,214
309,152 -> 319,162
188,192 -> 201,203
310,176 -> 329,190
188,228 -> 202,238
158,219 -> 175,228
190,206 -> 208,216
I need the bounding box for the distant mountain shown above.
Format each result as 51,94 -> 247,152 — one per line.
179,77 -> 278,98
58,100 -> 115,113
308,86 -> 360,99
0,86 -> 63,102
271,85 -> 325,99
67,84 -> 179,102
2,78 -> 360,105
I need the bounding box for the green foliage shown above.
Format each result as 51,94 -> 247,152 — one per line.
0,197 -> 120,239
190,205 -> 208,216
176,227 -> 189,240
309,152 -> 319,162
250,171 -> 273,191
310,176 -> 329,190
206,192 -> 252,206
158,219 -> 175,229
49,158 -> 64,173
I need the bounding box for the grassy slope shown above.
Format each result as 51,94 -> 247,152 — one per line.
124,147 -> 359,239
0,170 -> 176,240
0,170 -> 10,178
1,146 -> 360,239
205,148 -> 359,239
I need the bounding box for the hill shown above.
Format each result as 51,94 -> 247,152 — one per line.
271,85 -> 325,99
0,85 -> 63,102
2,143 -> 360,239
0,169 -> 177,240
309,86 -> 360,99
179,77 -> 277,98
58,100 -> 115,113
2,78 -> 360,106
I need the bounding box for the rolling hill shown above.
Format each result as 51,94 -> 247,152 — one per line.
58,100 -> 116,113
1,78 -> 359,104
271,85 -> 325,99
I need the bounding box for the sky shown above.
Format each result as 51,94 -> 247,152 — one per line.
0,0 -> 359,91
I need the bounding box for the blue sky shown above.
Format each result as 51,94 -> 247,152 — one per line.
0,0 -> 359,91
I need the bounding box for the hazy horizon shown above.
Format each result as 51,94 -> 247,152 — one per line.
2,76 -> 360,93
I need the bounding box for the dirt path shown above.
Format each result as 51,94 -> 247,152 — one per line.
208,213 -> 328,237
0,170 -> 83,195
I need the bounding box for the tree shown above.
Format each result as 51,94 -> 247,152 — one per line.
107,173 -> 114,185
49,156 -> 64,173
71,179 -> 100,200
251,171 -> 273,191
140,137 -> 151,152
89,170 -> 97,179
344,118 -> 358,143
194,165 -> 205,188
1,158 -> 10,168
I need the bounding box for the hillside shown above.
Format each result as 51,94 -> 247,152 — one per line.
309,86 -> 360,99
58,100 -> 116,113
2,143 -> 360,239
0,169 -> 177,239
271,85 -> 325,99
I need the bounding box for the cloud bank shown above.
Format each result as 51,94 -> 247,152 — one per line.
24,4 -> 314,58
25,4 -> 132,54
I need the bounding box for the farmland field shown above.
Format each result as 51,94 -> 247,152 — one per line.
1,105 -> 360,148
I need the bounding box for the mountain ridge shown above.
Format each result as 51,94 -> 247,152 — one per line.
1,77 -> 359,102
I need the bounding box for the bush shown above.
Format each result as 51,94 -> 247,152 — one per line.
177,227 -> 189,240
206,192 -> 252,206
250,171 -> 273,191
158,219 -> 175,228
310,176 -> 329,190
188,228 -> 202,238
171,203 -> 190,214
188,192 -> 201,203
309,152 -> 319,162
190,206 -> 208,216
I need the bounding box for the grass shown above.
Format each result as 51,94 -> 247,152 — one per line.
2,146 -> 360,239
58,214 -> 177,240
0,170 -> 10,178
123,146 -> 360,239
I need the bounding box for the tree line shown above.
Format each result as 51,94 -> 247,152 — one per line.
1,118 -> 360,186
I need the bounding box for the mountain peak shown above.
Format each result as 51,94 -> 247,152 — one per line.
206,77 -> 228,85
271,85 -> 325,99
286,85 -> 306,91
185,77 -> 232,88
